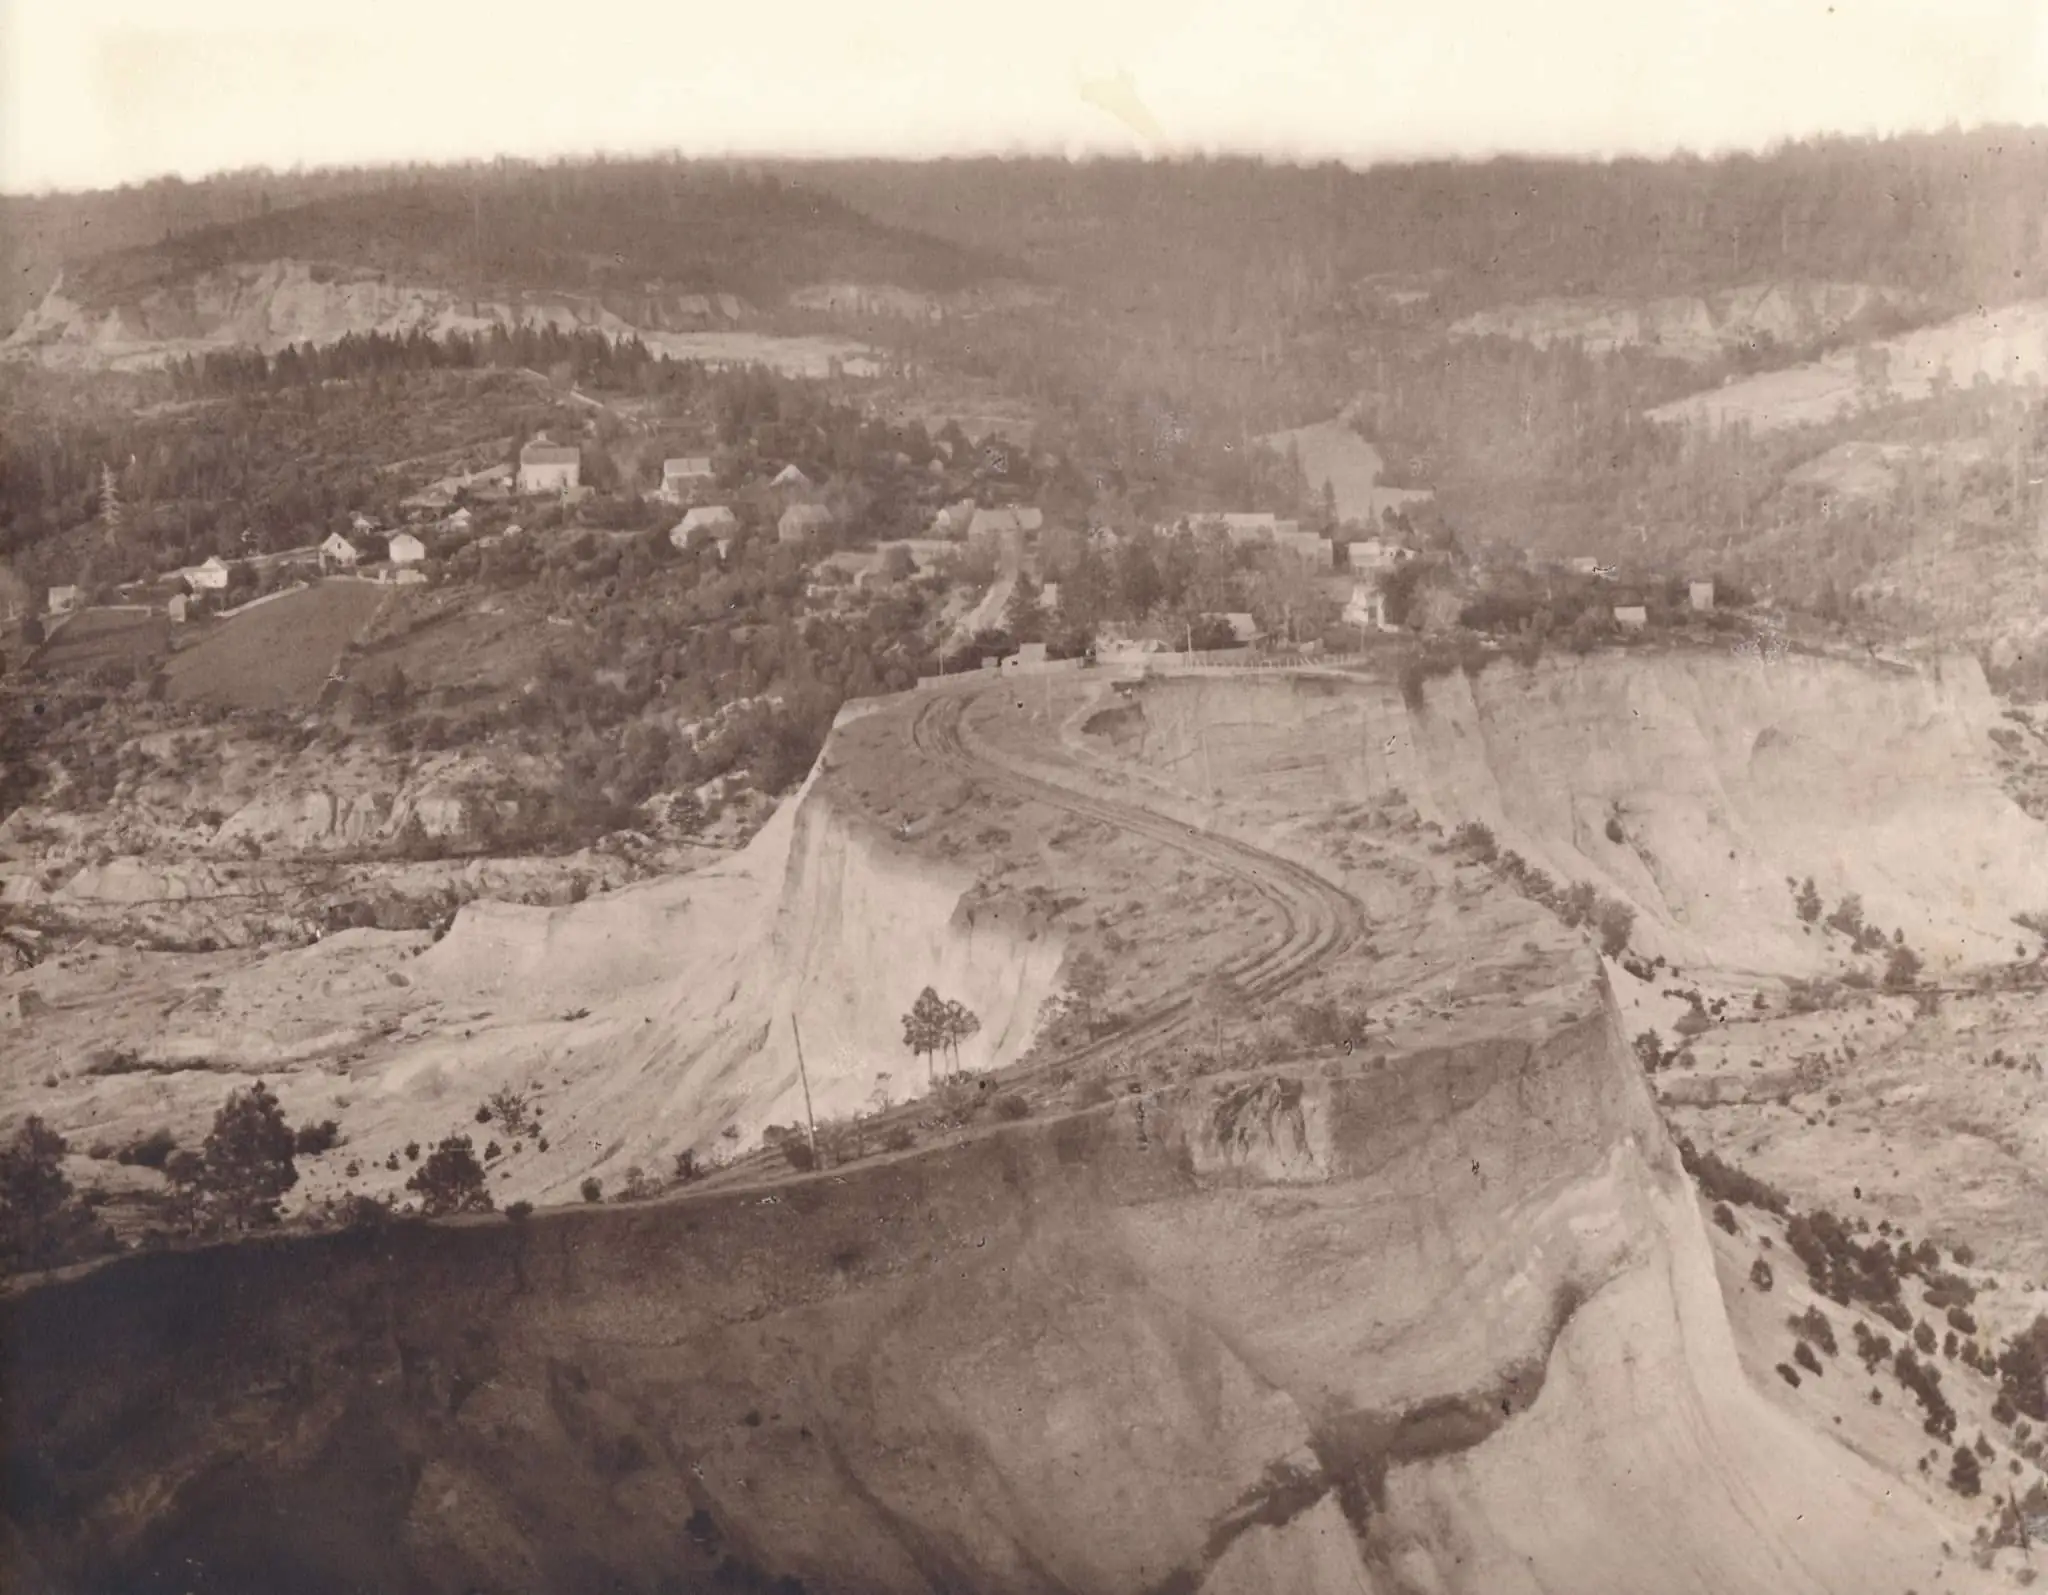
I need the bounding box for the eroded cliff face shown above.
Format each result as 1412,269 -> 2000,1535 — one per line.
1092,651 -> 2048,974
400,747 -> 1062,1198
0,968 -> 1966,1594
2,261 -> 753,368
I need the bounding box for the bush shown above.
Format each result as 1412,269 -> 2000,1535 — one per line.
505,1200 -> 534,1222
1775,1362 -> 1800,1388
580,1176 -> 603,1203
292,1119 -> 341,1155
993,1094 -> 1031,1122
116,1128 -> 179,1170
1794,1340 -> 1823,1377
1711,1202 -> 1738,1235
1678,1138 -> 1790,1215
1750,1258 -> 1775,1291
1883,943 -> 1924,991
1949,1445 -> 1981,1497
1595,899 -> 1635,957
1792,1306 -> 1838,1356
1450,820 -> 1497,863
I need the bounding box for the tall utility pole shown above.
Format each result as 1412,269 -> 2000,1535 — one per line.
790,1013 -> 818,1165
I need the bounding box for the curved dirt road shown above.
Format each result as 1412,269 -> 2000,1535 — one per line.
910,689 -> 1370,1063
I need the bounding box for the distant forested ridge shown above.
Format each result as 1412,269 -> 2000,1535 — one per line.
44,164 -> 1023,313
805,132 -> 2048,311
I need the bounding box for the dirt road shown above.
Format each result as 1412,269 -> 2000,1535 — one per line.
911,689 -> 1370,1060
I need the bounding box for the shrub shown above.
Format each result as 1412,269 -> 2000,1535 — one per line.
292,1119 -> 341,1155
1775,1362 -> 1800,1388
1595,899 -> 1635,957
1949,1445 -> 1981,1497
505,1200 -> 534,1222
1794,1340 -> 1823,1377
1750,1258 -> 1775,1291
580,1176 -> 603,1203
1853,1321 -> 1893,1372
881,1124 -> 917,1152
994,1094 -> 1031,1121
1678,1138 -> 1790,1215
1883,943 -> 1924,991
1711,1202 -> 1738,1234
1792,1306 -> 1838,1357
1605,816 -> 1625,845
673,1149 -> 704,1183
404,1140 -> 420,1161
116,1128 -> 179,1170
483,1087 -> 541,1138
1450,820 -> 1497,863
1793,878 -> 1823,923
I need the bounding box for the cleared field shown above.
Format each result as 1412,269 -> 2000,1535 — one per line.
31,608 -> 169,676
1260,417 -> 1433,524
163,581 -> 389,710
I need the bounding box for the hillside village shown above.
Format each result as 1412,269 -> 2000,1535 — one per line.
5,137 -> 2048,1595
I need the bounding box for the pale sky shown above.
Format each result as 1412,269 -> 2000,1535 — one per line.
2,0 -> 2045,193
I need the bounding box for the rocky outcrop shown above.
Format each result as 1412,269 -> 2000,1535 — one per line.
1,260 -> 758,370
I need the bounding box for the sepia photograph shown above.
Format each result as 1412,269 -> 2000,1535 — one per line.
3,1 -> 2048,1589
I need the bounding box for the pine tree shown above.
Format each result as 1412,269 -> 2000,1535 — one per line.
200,1083 -> 298,1232
903,987 -> 951,1090
940,999 -> 981,1076
0,1117 -> 74,1270
406,1136 -> 494,1217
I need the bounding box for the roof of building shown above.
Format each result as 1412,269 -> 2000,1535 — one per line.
676,505 -> 737,532
519,443 -> 581,466
779,502 -> 834,528
664,456 -> 713,477
772,464 -> 814,488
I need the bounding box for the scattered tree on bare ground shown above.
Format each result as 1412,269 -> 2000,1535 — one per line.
407,1135 -> 494,1217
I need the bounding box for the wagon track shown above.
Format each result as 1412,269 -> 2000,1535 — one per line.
910,690 -> 1370,1063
